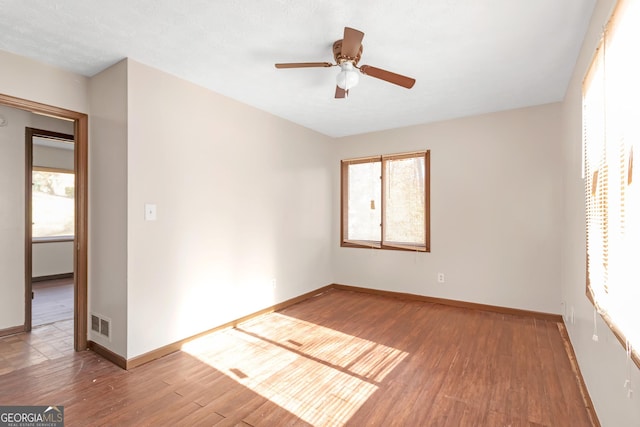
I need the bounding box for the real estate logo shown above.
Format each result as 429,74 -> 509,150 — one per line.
0,406 -> 64,427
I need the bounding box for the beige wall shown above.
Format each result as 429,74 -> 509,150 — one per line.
0,105 -> 29,329
32,242 -> 73,277
83,58 -> 335,359
125,60 -> 333,358
560,0 -> 640,425
88,60 -> 129,356
0,104 -> 75,330
0,50 -> 88,113
333,103 -> 563,314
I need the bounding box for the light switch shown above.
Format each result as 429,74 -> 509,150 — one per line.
145,203 -> 157,221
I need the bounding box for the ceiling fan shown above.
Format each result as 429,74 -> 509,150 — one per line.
275,27 -> 416,99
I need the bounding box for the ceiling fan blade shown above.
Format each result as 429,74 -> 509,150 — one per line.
275,62 -> 333,69
359,65 -> 416,89
341,27 -> 364,59
335,86 -> 348,99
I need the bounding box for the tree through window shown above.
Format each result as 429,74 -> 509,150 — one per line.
32,168 -> 75,238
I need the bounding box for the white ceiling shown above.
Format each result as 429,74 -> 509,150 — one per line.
0,0 -> 596,137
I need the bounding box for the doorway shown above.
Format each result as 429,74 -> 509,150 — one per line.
26,128 -> 75,331
0,93 -> 88,352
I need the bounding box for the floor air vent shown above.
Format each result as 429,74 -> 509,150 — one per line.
91,315 -> 100,333
100,318 -> 110,338
91,313 -> 111,340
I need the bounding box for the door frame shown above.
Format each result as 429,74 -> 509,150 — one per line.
0,93 -> 88,351
25,128 -> 75,333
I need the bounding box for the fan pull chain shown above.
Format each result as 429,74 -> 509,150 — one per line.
624,340 -> 633,398
592,307 -> 599,342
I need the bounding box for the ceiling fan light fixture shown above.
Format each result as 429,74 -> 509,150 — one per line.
336,62 -> 359,90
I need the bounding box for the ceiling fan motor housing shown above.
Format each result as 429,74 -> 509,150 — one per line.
333,40 -> 363,66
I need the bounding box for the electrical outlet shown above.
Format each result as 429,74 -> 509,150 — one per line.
270,278 -> 277,289
437,273 -> 445,283
570,306 -> 575,324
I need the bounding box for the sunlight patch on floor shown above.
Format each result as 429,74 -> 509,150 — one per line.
182,312 -> 408,425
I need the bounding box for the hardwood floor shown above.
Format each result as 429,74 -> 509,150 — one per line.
32,277 -> 74,326
0,289 -> 594,426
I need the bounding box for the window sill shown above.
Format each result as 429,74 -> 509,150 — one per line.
341,241 -> 428,252
33,236 -> 74,244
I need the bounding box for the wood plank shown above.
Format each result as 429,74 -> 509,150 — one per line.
0,289 -> 596,426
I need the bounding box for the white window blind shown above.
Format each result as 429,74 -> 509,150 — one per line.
583,0 -> 640,367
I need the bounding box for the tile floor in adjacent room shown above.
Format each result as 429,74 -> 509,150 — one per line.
0,278 -> 74,376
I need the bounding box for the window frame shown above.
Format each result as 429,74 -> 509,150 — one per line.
340,150 -> 430,252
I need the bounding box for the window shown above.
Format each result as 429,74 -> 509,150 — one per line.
582,0 -> 639,367
32,167 -> 75,239
341,151 -> 430,252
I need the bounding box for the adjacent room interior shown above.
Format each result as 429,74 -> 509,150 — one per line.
0,0 -> 638,426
